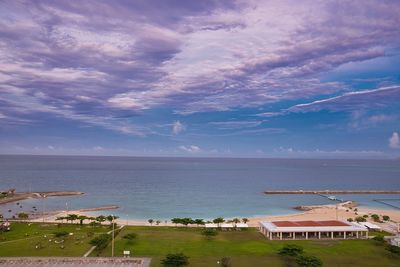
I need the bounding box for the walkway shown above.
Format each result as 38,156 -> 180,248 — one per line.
0,257 -> 151,267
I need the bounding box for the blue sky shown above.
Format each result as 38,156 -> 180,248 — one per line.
0,0 -> 400,158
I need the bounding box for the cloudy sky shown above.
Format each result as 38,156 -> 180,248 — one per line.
1,0 -> 400,158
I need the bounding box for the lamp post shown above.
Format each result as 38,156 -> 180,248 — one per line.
41,194 -> 47,223
111,216 -> 115,257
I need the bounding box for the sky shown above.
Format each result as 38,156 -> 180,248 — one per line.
0,0 -> 400,159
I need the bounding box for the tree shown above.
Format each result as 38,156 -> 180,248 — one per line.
156,220 -> 161,225
213,217 -> 225,227
161,253 -> 189,267
148,219 -> 154,226
66,214 -> 78,224
55,216 -> 65,224
232,218 -> 240,226
96,215 -> 106,223
181,218 -> 193,227
242,218 -> 249,224
371,214 -> 380,222
382,215 -> 390,221
106,215 -> 119,225
171,218 -> 181,226
78,215 -> 88,225
347,218 -> 353,222
355,216 -> 366,222
194,219 -> 205,226
17,212 -> 29,221
296,255 -> 323,267
278,244 -> 304,257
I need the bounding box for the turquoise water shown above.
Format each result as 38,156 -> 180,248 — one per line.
0,155 -> 399,220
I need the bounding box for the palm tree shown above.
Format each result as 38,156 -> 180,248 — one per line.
55,216 -> 65,224
96,215 -> 107,224
66,214 -> 78,224
213,217 -> 225,227
78,215 -> 88,225
194,219 -> 205,227
232,218 -> 240,226
148,219 -> 154,226
106,215 -> 119,225
242,218 -> 249,224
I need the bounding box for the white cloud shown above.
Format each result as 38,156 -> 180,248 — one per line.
389,132 -> 400,149
172,121 -> 186,134
209,120 -> 262,129
179,145 -> 201,153
47,145 -> 55,150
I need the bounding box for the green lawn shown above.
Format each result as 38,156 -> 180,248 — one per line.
97,226 -> 400,267
1,223 -> 399,266
0,222 -> 109,257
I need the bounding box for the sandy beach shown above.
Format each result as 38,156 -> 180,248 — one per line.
30,201 -> 400,233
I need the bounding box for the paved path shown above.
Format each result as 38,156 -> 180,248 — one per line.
0,257 -> 151,267
83,246 -> 97,257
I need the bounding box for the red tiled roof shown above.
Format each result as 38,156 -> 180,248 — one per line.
272,220 -> 349,227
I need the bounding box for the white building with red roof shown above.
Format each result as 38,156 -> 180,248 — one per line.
259,220 -> 368,240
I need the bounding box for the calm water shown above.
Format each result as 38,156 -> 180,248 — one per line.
0,155 -> 399,220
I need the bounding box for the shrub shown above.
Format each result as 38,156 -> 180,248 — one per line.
347,218 -> 353,222
220,257 -> 231,267
53,231 -> 69,238
89,221 -> 100,227
372,235 -> 385,243
296,255 -> 323,267
278,244 -> 304,257
161,253 -> 189,267
201,229 -> 218,238
363,215 -> 368,218
386,245 -> 400,255
90,234 -> 111,252
382,215 -> 390,221
123,233 -> 137,241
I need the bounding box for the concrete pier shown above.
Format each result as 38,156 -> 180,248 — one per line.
264,190 -> 400,195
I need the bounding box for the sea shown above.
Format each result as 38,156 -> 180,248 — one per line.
0,155 -> 399,221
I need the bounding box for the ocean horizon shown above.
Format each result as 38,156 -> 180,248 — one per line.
1,155 -> 400,221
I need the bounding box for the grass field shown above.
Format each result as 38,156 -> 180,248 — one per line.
1,223 -> 399,266
97,226 -> 400,267
0,222 -> 109,257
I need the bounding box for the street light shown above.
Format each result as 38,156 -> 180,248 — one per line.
111,215 -> 115,257
41,194 -> 47,223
